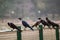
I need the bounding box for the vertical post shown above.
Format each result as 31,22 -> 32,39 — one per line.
56,27 -> 59,40
17,26 -> 22,40
39,25 -> 43,40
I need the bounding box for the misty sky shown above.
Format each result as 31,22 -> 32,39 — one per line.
0,0 -> 60,20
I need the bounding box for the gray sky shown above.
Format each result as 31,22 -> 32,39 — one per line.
0,0 -> 60,20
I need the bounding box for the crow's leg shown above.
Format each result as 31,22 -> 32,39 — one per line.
48,26 -> 50,28
48,26 -> 52,29
52,26 -> 55,29
11,29 -> 14,31
43,25 -> 45,28
37,26 -> 40,30
35,25 -> 39,29
43,25 -> 45,30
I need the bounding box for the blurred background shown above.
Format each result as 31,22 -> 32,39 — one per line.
0,0 -> 60,31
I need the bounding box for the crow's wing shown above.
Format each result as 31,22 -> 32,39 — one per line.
8,23 -> 16,29
22,21 -> 30,27
8,23 -> 22,32
22,21 -> 34,31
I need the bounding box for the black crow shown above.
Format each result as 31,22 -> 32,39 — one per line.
46,17 -> 59,29
32,18 -> 41,28
7,22 -> 22,32
18,18 -> 34,31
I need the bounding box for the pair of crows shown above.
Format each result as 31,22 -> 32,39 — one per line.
8,17 -> 59,32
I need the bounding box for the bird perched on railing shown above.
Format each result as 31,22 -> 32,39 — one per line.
18,18 -> 34,31
7,22 -> 22,32
46,17 -> 59,29
32,18 -> 41,28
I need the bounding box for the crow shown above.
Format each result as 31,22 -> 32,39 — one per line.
46,17 -> 59,29
32,18 -> 41,28
18,18 -> 34,31
7,22 -> 22,32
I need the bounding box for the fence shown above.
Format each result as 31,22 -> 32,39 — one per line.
0,25 -> 59,40
17,25 -> 59,40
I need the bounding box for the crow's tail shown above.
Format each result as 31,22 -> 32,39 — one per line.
28,26 -> 34,31
16,27 -> 22,32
